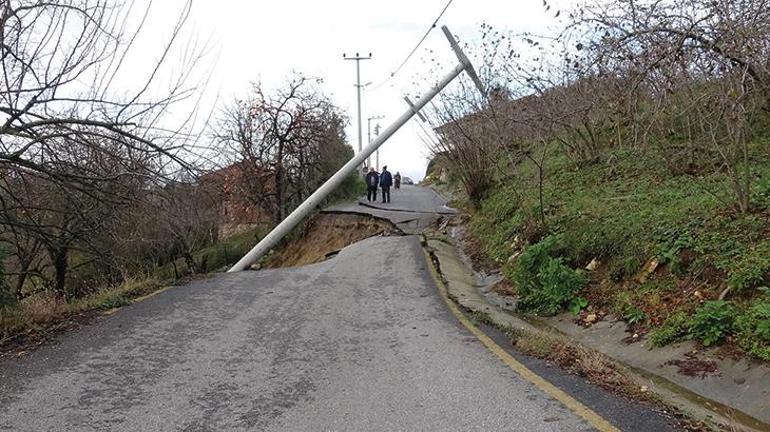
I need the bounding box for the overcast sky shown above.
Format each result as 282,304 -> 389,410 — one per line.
138,0 -> 570,181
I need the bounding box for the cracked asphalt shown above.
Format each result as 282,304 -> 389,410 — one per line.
0,186 -> 675,431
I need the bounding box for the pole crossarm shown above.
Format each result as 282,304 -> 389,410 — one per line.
440,25 -> 485,96
403,96 -> 427,122
228,27 -> 484,272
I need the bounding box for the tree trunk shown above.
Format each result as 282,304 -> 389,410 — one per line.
14,269 -> 28,301
50,247 -> 69,299
183,251 -> 198,274
178,236 -> 198,274
274,142 -> 285,225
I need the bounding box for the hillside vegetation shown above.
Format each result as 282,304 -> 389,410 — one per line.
460,143 -> 770,361
426,0 -> 770,362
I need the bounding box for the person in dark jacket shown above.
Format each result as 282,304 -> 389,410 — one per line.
394,172 -> 402,190
379,165 -> 393,203
365,167 -> 379,202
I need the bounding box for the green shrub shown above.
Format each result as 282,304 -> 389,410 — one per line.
509,234 -> 564,288
611,291 -> 633,317
625,307 -> 647,325
735,296 -> 770,361
648,312 -> 691,347
751,174 -> 770,210
511,235 -> 587,315
568,296 -> 589,316
690,300 -> 736,346
726,241 -> 770,292
653,227 -> 695,275
93,294 -> 131,310
328,172 -> 366,204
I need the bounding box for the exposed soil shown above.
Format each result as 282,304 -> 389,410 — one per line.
664,352 -> 720,378
492,278 -> 516,297
265,212 -> 403,268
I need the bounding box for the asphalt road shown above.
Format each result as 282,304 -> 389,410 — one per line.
326,185 -> 455,234
0,186 -> 674,431
355,184 -> 456,214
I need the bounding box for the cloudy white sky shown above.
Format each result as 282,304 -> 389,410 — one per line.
138,0 -> 570,181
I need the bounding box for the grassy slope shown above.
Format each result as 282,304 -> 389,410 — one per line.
466,142 -> 770,362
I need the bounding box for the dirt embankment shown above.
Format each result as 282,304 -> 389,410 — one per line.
265,212 -> 402,268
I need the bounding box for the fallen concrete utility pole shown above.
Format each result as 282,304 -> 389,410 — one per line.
228,26 -> 484,272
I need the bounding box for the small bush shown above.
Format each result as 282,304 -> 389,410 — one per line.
73,277 -> 159,311
568,296 -> 589,315
648,312 -> 691,347
511,235 -> 587,315
727,241 -> 770,292
735,296 -> 770,361
328,172 -> 366,204
625,307 -> 647,325
92,293 -> 131,310
611,291 -> 633,317
751,175 -> 770,210
690,300 -> 736,346
509,234 -> 565,288
653,227 -> 695,276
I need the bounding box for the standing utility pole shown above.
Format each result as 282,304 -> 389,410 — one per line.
343,52 -> 372,165
229,27 -> 484,272
367,115 -> 384,169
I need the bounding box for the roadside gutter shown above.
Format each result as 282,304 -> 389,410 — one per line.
422,234 -> 770,432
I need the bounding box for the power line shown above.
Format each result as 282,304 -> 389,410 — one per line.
372,0 -> 455,91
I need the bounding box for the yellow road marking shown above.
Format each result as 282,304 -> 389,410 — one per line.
423,249 -> 621,432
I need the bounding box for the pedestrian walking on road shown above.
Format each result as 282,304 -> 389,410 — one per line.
380,165 -> 392,203
365,167 -> 379,202
394,172 -> 401,190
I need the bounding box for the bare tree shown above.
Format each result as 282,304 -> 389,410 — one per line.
426,88 -> 503,206
217,75 -> 353,225
155,178 -> 219,275
427,0 -> 770,214
0,0 -> 208,299
574,0 -> 770,212
0,1 -> 204,183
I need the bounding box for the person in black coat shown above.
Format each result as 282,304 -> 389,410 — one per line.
365,167 -> 379,202
379,165 -> 393,203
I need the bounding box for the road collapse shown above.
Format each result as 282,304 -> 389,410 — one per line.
261,212 -> 403,269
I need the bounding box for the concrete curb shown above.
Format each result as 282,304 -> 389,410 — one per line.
423,235 -> 770,432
